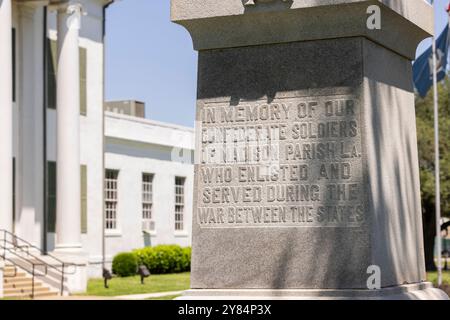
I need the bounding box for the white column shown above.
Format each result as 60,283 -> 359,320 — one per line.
0,0 -> 13,233
16,5 -> 44,246
55,2 -> 83,252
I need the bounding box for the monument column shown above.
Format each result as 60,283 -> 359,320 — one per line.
0,0 -> 13,233
55,2 -> 82,252
172,0 -> 448,299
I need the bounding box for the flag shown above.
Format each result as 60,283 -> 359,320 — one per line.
413,25 -> 450,98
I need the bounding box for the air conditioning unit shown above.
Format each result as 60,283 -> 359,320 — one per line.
142,220 -> 155,232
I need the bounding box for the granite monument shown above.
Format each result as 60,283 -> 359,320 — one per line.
171,0 -> 448,299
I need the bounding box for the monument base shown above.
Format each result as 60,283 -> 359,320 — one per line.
177,283 -> 448,300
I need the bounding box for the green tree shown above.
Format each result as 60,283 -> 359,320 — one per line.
415,78 -> 450,271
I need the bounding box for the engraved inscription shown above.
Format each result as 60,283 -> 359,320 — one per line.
196,95 -> 364,228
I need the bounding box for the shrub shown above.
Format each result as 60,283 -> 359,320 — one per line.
112,252 -> 138,277
133,245 -> 191,274
181,247 -> 191,272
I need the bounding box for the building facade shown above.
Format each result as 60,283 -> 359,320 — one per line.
101,108 -> 194,277
0,0 -> 194,291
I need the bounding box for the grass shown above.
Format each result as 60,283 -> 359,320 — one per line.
81,272 -> 190,297
68,271 -> 450,298
427,270 -> 450,286
427,270 -> 450,297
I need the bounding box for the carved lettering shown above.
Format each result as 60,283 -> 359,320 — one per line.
197,95 -> 365,228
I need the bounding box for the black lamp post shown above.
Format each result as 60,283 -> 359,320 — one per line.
103,268 -> 112,289
443,249 -> 449,271
138,265 -> 151,285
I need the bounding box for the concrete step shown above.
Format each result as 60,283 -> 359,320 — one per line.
4,285 -> 49,293
3,290 -> 59,299
6,262 -> 67,285
4,276 -> 32,284
4,286 -> 50,295
4,281 -> 43,289
4,272 -> 27,278
3,281 -> 60,299
4,266 -> 16,272
33,291 -> 59,298
3,263 -> 62,299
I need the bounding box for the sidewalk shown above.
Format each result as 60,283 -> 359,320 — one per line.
34,290 -> 183,300
115,290 -> 183,300
35,296 -> 113,300
36,291 -> 182,300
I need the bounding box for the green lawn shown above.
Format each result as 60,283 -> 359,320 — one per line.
78,271 -> 448,298
427,270 -> 450,286
81,272 -> 190,297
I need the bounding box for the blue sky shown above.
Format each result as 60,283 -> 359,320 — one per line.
105,0 -> 197,127
418,0 -> 450,54
105,0 -> 450,128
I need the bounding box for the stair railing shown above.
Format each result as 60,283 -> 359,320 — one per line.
2,256 -> 47,298
0,229 -> 77,298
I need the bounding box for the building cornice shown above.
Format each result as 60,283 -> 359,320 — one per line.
105,111 -> 195,134
13,0 -> 115,9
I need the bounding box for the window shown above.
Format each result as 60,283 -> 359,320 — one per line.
12,28 -> 15,102
46,162 -> 87,233
47,161 -> 57,232
80,165 -> 88,234
105,169 -> 119,230
79,47 -> 87,115
46,39 -> 57,109
46,38 -> 87,114
12,158 -> 15,224
142,173 -> 154,232
175,177 -> 185,231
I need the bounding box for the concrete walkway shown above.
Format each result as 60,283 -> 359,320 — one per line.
115,290 -> 183,300
35,296 -> 113,300
34,291 -> 183,300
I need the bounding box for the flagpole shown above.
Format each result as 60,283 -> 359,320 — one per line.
431,0 -> 442,288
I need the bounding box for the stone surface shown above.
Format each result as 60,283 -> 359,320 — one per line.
171,0 -> 432,59
172,0 -> 447,299
191,37 -> 430,290
179,284 -> 449,300
193,38 -> 370,289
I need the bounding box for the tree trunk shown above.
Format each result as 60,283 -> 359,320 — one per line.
422,202 -> 437,271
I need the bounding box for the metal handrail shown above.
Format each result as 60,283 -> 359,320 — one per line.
1,229 -> 72,267
2,247 -> 48,277
2,238 -> 72,275
2,253 -> 48,298
0,229 -> 77,297
3,241 -> 49,275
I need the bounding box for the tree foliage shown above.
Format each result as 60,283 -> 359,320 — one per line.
415,78 -> 450,271
415,78 -> 450,218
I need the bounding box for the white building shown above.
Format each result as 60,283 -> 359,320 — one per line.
0,0 -> 194,295
103,107 -> 194,267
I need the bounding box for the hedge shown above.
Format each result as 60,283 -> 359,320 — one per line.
112,252 -> 138,277
181,247 -> 191,272
133,245 -> 191,274
108,245 -> 191,276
